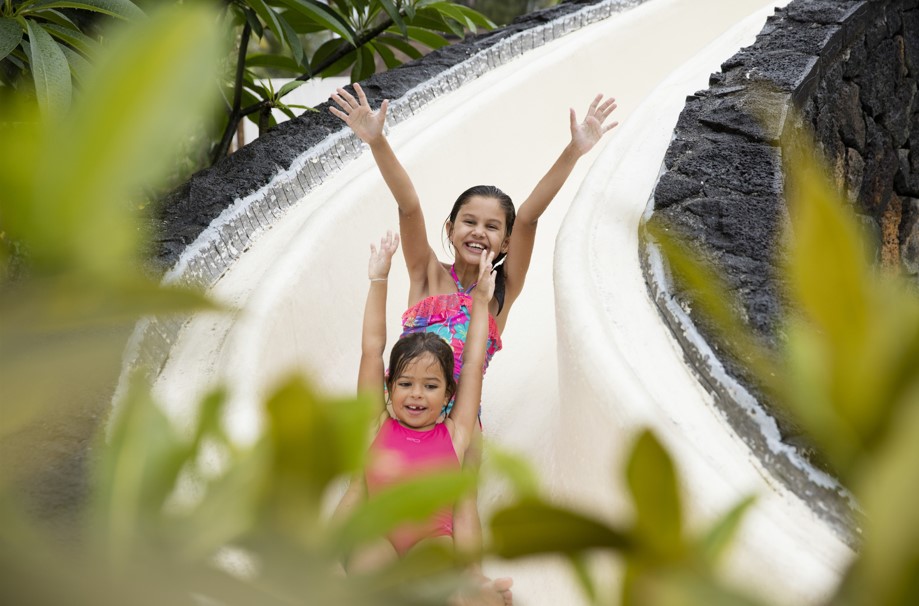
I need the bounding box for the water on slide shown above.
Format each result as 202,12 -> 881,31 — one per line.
151,0 -> 853,603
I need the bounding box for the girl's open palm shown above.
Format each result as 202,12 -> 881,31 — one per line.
570,94 -> 618,156
368,231 -> 400,280
330,82 -> 388,144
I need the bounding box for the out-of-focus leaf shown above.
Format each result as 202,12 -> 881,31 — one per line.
842,387 -> 919,606
483,445 -> 540,498
27,0 -> 144,21
0,18 -> 22,61
569,553 -> 600,605
491,498 -> 631,559
626,430 -> 684,561
27,20 -> 72,115
275,0 -> 356,46
91,377 -> 188,563
335,470 -> 476,553
646,220 -> 780,396
263,377 -> 375,527
25,4 -> 223,277
697,495 -> 756,566
629,568 -> 772,606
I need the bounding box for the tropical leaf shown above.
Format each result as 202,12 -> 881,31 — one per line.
29,4 -> 223,276
42,21 -> 101,58
0,18 -> 23,61
274,0 -> 356,46
26,20 -> 72,115
27,0 -> 144,21
277,78 -> 306,97
377,0 -> 406,36
275,8 -> 304,65
351,44 -> 375,82
625,430 -> 684,561
375,33 -> 423,60
245,52 -> 303,73
491,498 -> 631,559
248,0 -> 289,51
403,24 -> 449,50
369,40 -> 399,69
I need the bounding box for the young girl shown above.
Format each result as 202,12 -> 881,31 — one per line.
342,232 -> 511,604
330,82 -> 618,556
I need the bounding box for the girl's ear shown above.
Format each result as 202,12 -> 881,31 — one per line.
500,236 -> 510,254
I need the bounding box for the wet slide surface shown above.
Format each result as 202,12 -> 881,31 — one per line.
149,1 -> 853,603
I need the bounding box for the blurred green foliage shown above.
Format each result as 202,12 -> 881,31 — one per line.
639,115 -> 919,605
3,2 -> 917,605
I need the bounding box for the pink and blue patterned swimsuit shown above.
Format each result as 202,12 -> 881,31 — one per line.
400,265 -> 502,415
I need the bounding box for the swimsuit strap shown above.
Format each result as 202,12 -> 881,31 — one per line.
449,264 -> 476,294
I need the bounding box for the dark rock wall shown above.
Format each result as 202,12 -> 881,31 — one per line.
643,0 -> 919,545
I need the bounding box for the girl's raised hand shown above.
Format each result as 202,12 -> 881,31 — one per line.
569,93 -> 618,156
368,231 -> 400,280
475,251 -> 496,303
330,83 -> 389,144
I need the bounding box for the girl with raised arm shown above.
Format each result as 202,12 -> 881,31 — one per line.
330,82 -> 618,563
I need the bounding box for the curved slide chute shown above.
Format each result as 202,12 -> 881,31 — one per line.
148,0 -> 852,603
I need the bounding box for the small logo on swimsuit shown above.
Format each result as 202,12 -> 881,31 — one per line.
406,437 -> 421,443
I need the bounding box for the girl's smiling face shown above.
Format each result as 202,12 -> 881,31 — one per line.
389,352 -> 451,431
447,195 -> 510,266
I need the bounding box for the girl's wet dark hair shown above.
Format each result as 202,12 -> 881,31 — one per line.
446,185 -> 516,315
387,332 -> 456,402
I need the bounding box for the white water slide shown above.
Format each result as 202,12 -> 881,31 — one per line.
146,0 -> 853,603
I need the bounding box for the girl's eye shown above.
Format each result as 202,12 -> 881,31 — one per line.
425,384 -> 439,390
397,381 -> 411,388
464,220 -> 475,225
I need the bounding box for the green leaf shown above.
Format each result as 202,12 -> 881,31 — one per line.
40,21 -> 100,59
844,389 -> 919,606
351,44 -> 375,82
697,495 -> 756,566
277,78 -> 306,97
490,498 -> 631,559
375,33 -> 423,60
274,0 -> 355,46
243,6 -> 264,39
91,377 -> 188,560
27,20 -> 72,115
369,40 -> 399,70
403,25 -> 449,50
248,0 -> 288,51
483,445 -> 540,499
626,430 -> 684,561
263,378 -> 374,513
30,4 -> 223,277
335,470 -> 476,553
58,44 -> 90,86
275,9 -> 303,66
377,0 -> 406,36
0,18 -> 23,61
246,52 -> 303,73
27,0 -> 144,21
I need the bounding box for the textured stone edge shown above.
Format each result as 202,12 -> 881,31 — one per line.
635,0 -> 913,549
122,0 -> 650,384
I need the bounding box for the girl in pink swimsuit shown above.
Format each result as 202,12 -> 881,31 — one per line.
342,232 -> 498,571
331,83 -> 618,564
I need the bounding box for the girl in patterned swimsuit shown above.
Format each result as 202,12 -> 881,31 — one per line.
339,232 -> 512,604
331,83 -> 618,565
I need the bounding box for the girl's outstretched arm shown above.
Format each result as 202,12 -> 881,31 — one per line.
502,95 -> 619,306
357,231 -> 400,402
330,84 -> 434,283
449,251 -> 496,458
